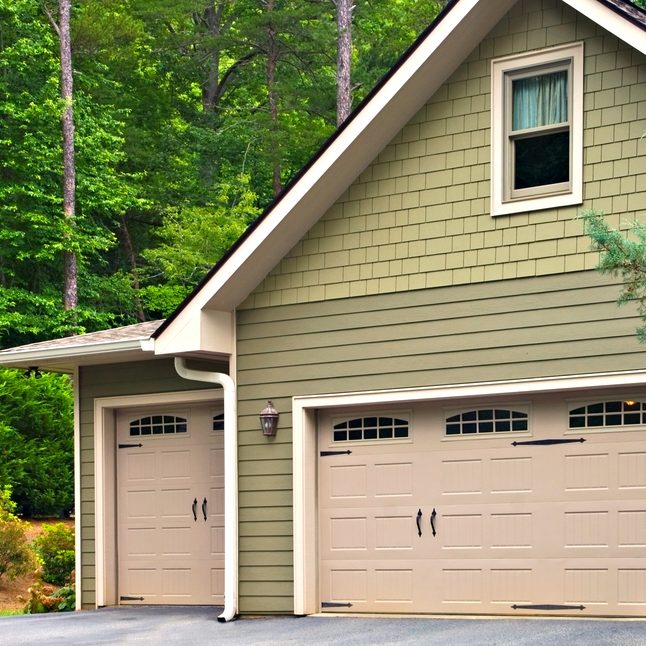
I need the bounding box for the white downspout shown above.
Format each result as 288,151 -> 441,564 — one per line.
174,357 -> 238,622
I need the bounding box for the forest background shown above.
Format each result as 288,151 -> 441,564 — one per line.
1,0 -> 645,518
0,0 -> 449,517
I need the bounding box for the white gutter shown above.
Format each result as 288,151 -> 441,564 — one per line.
173,357 -> 238,622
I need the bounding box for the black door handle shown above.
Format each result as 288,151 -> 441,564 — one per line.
192,498 -> 198,522
416,509 -> 422,537
430,508 -> 437,536
202,497 -> 207,521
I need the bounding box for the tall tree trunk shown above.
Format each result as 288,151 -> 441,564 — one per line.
265,0 -> 282,196
336,0 -> 353,126
118,216 -> 145,322
201,3 -> 223,112
59,0 -> 77,311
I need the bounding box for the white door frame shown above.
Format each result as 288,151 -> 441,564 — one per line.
93,388 -> 222,607
292,369 -> 646,615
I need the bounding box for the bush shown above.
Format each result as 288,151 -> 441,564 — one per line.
0,368 -> 73,517
33,522 -> 75,586
22,581 -> 75,614
0,486 -> 36,583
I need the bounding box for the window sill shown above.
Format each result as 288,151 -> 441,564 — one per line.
491,189 -> 582,217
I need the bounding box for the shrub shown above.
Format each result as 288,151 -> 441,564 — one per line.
0,486 -> 36,583
0,368 -> 74,517
33,522 -> 75,586
22,581 -> 75,614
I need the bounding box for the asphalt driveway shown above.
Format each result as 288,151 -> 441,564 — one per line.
1,607 -> 645,646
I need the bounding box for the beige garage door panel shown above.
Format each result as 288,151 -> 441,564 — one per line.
117,405 -> 224,605
319,401 -> 646,616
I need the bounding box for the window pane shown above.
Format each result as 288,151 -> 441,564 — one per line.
512,70 -> 567,130
514,131 -> 569,189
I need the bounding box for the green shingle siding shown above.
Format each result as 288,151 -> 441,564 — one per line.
241,0 -> 645,311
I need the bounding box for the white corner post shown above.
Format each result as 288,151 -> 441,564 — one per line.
174,357 -> 238,622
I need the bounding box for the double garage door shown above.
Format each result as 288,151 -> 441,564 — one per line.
319,393 -> 646,616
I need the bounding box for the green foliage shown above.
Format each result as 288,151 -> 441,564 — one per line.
141,174 -> 259,315
582,210 -> 646,341
0,369 -> 73,517
33,522 -> 75,586
22,580 -> 75,613
0,486 -> 37,583
0,0 -> 448,341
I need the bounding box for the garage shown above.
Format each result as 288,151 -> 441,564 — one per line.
116,403 -> 224,605
318,392 -> 646,616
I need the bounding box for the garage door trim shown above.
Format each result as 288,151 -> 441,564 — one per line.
94,388 -> 222,608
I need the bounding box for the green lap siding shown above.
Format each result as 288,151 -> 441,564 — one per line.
235,272 -> 646,613
234,0 -> 646,614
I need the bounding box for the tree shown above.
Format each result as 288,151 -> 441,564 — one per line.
582,210 -> 646,341
47,0 -> 79,312
335,0 -> 353,125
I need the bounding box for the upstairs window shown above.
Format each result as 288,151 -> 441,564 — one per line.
491,43 -> 583,216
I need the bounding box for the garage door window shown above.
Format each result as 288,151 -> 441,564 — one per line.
212,413 -> 224,432
333,416 -> 409,442
129,415 -> 187,436
569,400 -> 646,428
445,408 -> 528,436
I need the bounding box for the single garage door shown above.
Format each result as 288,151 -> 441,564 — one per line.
319,393 -> 646,616
117,404 -> 224,605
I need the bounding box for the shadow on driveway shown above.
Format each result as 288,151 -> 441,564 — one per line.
1,606 -> 645,645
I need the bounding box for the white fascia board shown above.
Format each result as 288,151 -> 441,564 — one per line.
293,369 -> 646,410
564,0 -> 646,54
0,338 -> 150,370
155,0 -> 516,342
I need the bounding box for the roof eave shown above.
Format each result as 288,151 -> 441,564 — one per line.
0,338 -> 153,374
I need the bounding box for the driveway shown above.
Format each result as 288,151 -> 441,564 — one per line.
1,607 -> 645,645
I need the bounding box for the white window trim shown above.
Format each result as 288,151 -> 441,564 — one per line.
490,42 -> 584,216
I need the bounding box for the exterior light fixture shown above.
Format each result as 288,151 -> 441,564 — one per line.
259,401 -> 279,437
24,366 -> 42,379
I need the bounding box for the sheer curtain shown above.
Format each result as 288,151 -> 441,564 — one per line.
512,70 -> 567,131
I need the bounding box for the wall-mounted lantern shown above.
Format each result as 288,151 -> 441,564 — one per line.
259,401 -> 279,437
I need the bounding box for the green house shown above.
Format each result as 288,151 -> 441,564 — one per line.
1,0 -> 645,619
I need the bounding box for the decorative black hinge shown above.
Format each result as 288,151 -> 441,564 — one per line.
321,601 -> 353,608
118,443 -> 143,449
512,603 -> 585,611
320,450 -> 352,457
511,438 -> 586,447
120,595 -> 145,601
